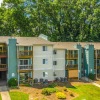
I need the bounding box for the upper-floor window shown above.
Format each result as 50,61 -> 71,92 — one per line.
53,50 -> 57,54
53,61 -> 57,65
43,59 -> 48,64
97,50 -> 100,54
18,46 -> 31,51
43,46 -> 47,51
19,59 -> 29,65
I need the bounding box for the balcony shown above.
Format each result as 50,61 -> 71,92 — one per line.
94,66 -> 100,69
65,64 -> 78,70
0,64 -> 7,71
94,53 -> 100,58
18,65 -> 33,72
0,51 -> 7,58
66,54 -> 78,59
18,51 -> 33,58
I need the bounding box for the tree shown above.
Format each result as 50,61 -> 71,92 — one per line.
0,0 -> 100,42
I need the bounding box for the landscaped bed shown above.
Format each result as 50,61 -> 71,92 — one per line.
9,91 -> 29,100
9,81 -> 100,100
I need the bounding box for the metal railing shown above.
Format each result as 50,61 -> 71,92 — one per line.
0,64 -> 7,70
0,51 -> 7,56
66,54 -> 78,59
66,64 -> 78,69
18,51 -> 33,57
18,65 -> 32,70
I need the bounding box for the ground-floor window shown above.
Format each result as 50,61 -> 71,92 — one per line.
19,72 -> 32,83
43,72 -> 48,77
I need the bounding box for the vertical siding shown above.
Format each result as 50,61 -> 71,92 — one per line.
75,44 -> 82,79
8,39 -> 17,80
84,45 -> 94,76
53,49 -> 65,78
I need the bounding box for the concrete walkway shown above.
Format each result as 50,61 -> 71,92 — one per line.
1,91 -> 11,100
92,82 -> 100,88
0,86 -> 11,100
81,77 -> 100,88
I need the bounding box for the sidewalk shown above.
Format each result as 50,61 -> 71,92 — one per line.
92,82 -> 100,88
81,77 -> 100,88
1,91 -> 11,100
0,86 -> 11,100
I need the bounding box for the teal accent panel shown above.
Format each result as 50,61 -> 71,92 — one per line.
84,48 -> 88,76
75,44 -> 82,79
8,38 -> 17,80
84,45 -> 94,76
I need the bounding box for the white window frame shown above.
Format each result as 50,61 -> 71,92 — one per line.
43,59 -> 48,64
19,59 -> 29,66
18,46 -> 30,51
43,72 -> 48,77
42,46 -> 47,51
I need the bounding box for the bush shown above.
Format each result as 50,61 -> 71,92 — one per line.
88,73 -> 95,80
56,92 -> 66,99
42,88 -> 59,96
8,78 -> 18,87
48,83 -> 57,88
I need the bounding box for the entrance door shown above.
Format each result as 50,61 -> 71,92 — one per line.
0,71 -> 7,80
0,71 -> 7,86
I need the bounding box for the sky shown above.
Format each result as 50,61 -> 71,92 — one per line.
0,0 -> 3,6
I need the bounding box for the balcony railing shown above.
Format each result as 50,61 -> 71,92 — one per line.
0,64 -> 7,71
94,53 -> 100,58
66,54 -> 78,59
65,64 -> 78,69
18,51 -> 33,58
94,66 -> 100,69
18,65 -> 32,70
0,51 -> 7,57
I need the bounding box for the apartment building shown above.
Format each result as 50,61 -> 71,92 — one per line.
0,36 -> 100,84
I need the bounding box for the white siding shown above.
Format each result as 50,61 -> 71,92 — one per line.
33,45 -> 54,81
33,70 -> 54,81
53,49 -> 65,78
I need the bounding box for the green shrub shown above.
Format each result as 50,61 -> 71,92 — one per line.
56,92 -> 66,99
48,83 -> 57,88
8,78 -> 18,87
88,73 -> 95,80
42,88 -> 59,96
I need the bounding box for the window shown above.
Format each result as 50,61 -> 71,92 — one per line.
43,46 -> 47,51
19,46 -> 29,51
43,72 -> 48,77
19,59 -> 29,65
0,47 -> 2,51
53,50 -> 57,54
43,59 -> 48,64
67,60 -> 74,65
53,61 -> 57,65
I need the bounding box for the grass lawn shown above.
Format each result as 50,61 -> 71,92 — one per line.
9,91 -> 29,100
0,94 -> 2,100
68,84 -> 100,100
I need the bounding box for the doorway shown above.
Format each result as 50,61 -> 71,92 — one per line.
0,71 -> 7,86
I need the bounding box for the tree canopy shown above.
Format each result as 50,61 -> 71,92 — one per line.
0,0 -> 100,42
